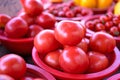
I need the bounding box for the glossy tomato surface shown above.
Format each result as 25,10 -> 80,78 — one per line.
34,30 -> 61,55
0,74 -> 15,80
87,51 -> 109,73
89,31 -> 116,53
0,54 -> 26,79
55,20 -> 85,46
44,50 -> 62,70
59,46 -> 89,73
5,17 -> 28,38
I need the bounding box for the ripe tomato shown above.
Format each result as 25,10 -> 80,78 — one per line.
18,11 -> 34,25
0,74 -> 15,80
44,49 -> 62,69
5,17 -> 28,38
59,46 -> 89,73
0,14 -> 11,28
34,30 -> 62,55
77,38 -> 89,52
87,51 -> 109,73
26,24 -> 43,37
20,76 -> 33,80
54,20 -> 85,46
89,32 -> 116,53
20,0 -> 44,16
36,12 -> 56,29
0,54 -> 26,79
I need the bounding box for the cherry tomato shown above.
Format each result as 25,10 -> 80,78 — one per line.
5,17 -> 28,38
87,51 -> 109,73
89,32 -> 116,53
0,14 -> 11,28
26,24 -> 43,37
20,0 -> 44,16
44,50 -> 62,70
0,54 -> 26,79
36,12 -> 56,29
0,74 -> 15,80
59,46 -> 89,73
34,30 -> 62,55
54,20 -> 85,46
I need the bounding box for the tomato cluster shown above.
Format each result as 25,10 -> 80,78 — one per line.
0,54 -> 44,80
0,0 -> 56,39
85,12 -> 120,36
34,20 -> 116,74
46,1 -> 92,18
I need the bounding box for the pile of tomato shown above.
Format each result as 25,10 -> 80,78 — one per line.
34,20 -> 116,74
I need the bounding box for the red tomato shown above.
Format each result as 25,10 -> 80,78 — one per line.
20,0 -> 44,16
59,46 -> 89,73
87,51 -> 109,73
0,14 -> 11,28
0,54 -> 26,79
18,11 -> 34,25
34,30 -> 62,55
44,50 -> 62,69
0,74 -> 15,80
26,24 -> 43,37
77,38 -> 89,52
54,20 -> 85,46
36,12 -> 56,29
5,17 -> 28,38
89,32 -> 116,53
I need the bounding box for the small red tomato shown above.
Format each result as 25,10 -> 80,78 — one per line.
26,24 -> 43,37
20,0 -> 44,16
44,50 -> 62,69
18,11 -> 34,25
59,46 -> 89,73
0,54 -> 26,79
0,74 -> 15,80
110,26 -> 119,36
55,20 -> 85,46
5,17 -> 28,38
87,51 -> 109,73
0,14 -> 11,28
36,12 -> 56,29
89,32 -> 116,53
34,30 -> 61,55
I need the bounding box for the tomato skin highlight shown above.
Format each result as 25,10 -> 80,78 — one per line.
54,20 -> 85,46
59,46 -> 89,73
34,30 -> 62,55
89,32 -> 116,53
0,54 -> 26,79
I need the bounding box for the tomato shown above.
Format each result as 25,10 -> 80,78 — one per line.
20,0 -> 44,16
54,20 -> 85,46
44,49 -> 62,70
89,32 -> 116,53
5,17 -> 28,38
77,38 -> 89,52
0,54 -> 26,79
18,11 -> 34,25
34,30 -> 62,55
26,24 -> 43,37
59,46 -> 89,73
0,74 -> 15,80
87,51 -> 109,73
36,12 -> 56,29
0,14 -> 11,28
